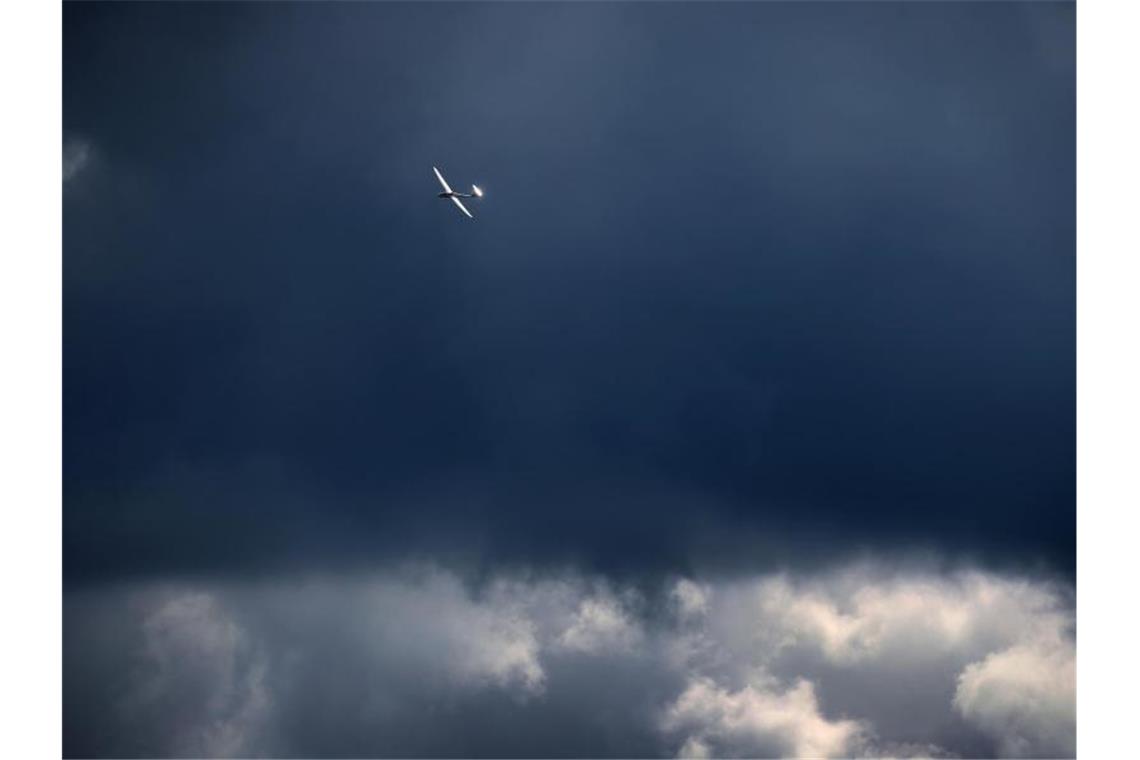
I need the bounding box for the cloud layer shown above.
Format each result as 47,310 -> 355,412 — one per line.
64,562 -> 1074,758
63,1 -> 1075,583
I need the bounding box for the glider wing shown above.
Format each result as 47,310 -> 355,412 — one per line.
433,166 -> 453,194
450,196 -> 474,218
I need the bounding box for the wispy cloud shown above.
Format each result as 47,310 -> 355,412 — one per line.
62,137 -> 92,184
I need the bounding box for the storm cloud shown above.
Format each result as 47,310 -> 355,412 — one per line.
64,1 -> 1074,582
64,562 -> 1074,758
63,2 -> 1074,755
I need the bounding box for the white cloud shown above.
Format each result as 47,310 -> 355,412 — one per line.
556,591 -> 642,654
702,568 -> 1072,669
955,640 -> 1076,758
672,579 -> 711,621
682,568 -> 1075,757
663,675 -> 866,759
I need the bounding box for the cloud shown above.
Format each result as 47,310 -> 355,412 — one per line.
679,567 -> 1075,757
954,641 -> 1076,758
63,2 -> 1075,587
63,137 -> 92,183
662,676 -> 866,759
64,562 -> 1075,758
556,590 -> 643,654
708,567 -> 1073,668
350,571 -> 546,693
671,579 -> 710,621
114,591 -> 271,758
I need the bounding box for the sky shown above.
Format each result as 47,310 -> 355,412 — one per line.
63,2 -> 1075,758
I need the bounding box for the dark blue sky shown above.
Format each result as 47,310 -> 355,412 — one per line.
63,1 -> 1074,583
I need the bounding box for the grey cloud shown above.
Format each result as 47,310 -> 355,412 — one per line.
125,592 -> 271,757
65,562 -> 1074,758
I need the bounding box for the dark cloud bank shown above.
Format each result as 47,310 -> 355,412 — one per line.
63,2 -> 1074,757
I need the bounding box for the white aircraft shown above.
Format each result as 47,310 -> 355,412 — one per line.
433,166 -> 484,219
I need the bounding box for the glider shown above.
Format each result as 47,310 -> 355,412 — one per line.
433,166 -> 483,219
